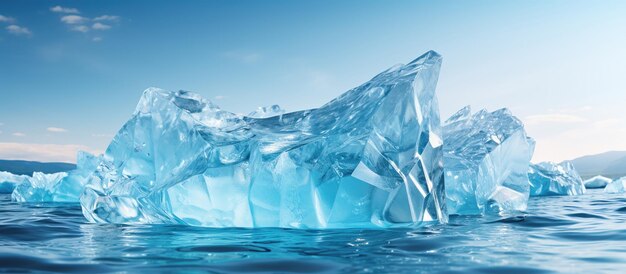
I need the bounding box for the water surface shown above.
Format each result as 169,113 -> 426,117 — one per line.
1,189 -> 625,273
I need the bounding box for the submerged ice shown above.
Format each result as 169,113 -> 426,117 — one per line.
584,175 -> 612,189
528,161 -> 585,196
12,152 -> 99,203
80,51 -> 446,228
443,107 -> 535,215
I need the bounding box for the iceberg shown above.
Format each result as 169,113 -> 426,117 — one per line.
583,175 -> 612,189
604,177 -> 626,193
443,106 -> 535,215
0,171 -> 28,194
528,161 -> 585,196
12,151 -> 99,203
80,51 -> 447,228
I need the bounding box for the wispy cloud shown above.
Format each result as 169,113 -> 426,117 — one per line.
50,6 -> 80,14
12,132 -> 25,137
46,127 -> 67,133
524,113 -> 587,125
71,25 -> 89,33
93,15 -> 119,22
0,15 -> 15,23
92,22 -> 111,30
55,12 -> 120,36
0,142 -> 101,163
214,95 -> 226,100
61,15 -> 88,25
6,25 -> 31,36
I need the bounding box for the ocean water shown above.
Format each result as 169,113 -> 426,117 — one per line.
1,189 -> 625,273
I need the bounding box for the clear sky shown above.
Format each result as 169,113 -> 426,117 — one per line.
1,0 -> 626,163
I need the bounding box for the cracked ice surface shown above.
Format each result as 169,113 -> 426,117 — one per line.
584,175 -> 612,189
80,51 -> 447,228
443,106 -> 535,215
0,171 -> 28,194
528,161 -> 585,196
12,152 -> 99,203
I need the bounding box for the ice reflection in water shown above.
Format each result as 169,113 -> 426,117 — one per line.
1,189 -> 626,273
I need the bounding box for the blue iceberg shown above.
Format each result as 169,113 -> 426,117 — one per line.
604,177 -> 626,193
80,51 -> 446,228
583,175 -> 612,189
0,171 -> 28,194
443,107 -> 535,215
528,161 -> 585,196
12,151 -> 99,203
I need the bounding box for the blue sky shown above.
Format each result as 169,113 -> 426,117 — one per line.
1,1 -> 626,163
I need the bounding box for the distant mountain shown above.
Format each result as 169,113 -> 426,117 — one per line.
570,151 -> 626,179
0,159 -> 75,176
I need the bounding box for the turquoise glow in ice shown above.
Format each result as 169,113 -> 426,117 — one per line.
443,107 -> 535,215
80,51 -> 446,228
0,171 -> 28,194
12,152 -> 99,203
528,161 -> 586,196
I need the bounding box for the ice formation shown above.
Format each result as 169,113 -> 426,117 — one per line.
0,171 -> 28,194
584,175 -> 612,189
443,106 -> 535,215
603,177 -> 626,193
12,152 -> 99,203
528,161 -> 585,196
80,51 -> 446,228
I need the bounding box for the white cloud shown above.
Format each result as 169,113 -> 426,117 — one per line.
71,25 -> 89,33
92,22 -> 111,30
6,25 -> 31,36
61,15 -> 88,25
524,114 -> 587,126
92,37 -> 103,42
12,132 -> 25,137
46,127 -> 67,133
50,6 -> 80,14
93,15 -> 119,21
0,142 -> 102,163
0,15 -> 15,23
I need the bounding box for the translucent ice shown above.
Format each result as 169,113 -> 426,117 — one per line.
0,171 -> 29,194
80,51 -> 446,228
528,161 -> 585,196
443,106 -> 535,215
604,177 -> 626,193
583,175 -> 612,189
12,151 -> 99,203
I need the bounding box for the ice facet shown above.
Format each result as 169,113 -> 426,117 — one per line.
528,161 -> 585,196
80,51 -> 446,228
584,175 -> 612,189
443,106 -> 535,215
0,171 -> 28,194
12,151 -> 99,203
604,177 -> 626,193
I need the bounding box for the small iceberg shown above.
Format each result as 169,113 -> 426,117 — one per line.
443,106 -> 535,215
604,177 -> 626,194
583,175 -> 612,189
12,152 -> 99,203
0,171 -> 28,194
528,161 -> 585,196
